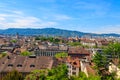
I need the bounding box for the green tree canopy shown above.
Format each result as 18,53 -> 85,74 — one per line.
104,42 -> 120,59
2,70 -> 24,80
20,51 -> 32,56
10,39 -> 17,43
67,42 -> 82,46
55,52 -> 68,58
25,64 -> 68,80
70,72 -> 101,80
25,69 -> 47,80
93,52 -> 109,69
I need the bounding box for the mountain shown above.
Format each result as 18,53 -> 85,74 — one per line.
0,28 -> 120,37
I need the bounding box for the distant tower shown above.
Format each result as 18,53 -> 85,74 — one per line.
16,32 -> 19,39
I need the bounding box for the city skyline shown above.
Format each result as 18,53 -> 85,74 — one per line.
0,0 -> 120,33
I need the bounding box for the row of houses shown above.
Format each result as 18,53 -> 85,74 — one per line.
0,35 -> 120,78
68,37 -> 111,47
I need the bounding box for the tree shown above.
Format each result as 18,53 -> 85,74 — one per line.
70,72 -> 101,80
35,37 -> 40,40
2,70 -> 24,80
93,52 -> 109,69
92,43 -> 120,79
93,52 -> 109,77
67,42 -> 82,46
54,38 -> 60,43
103,42 -> 120,80
55,52 -> 68,58
25,69 -> 47,80
20,51 -> 32,56
88,75 -> 101,80
0,52 -> 7,58
25,64 -> 68,80
47,64 -> 68,80
104,42 -> 120,59
10,39 -> 17,43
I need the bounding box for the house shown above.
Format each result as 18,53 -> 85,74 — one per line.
0,54 -> 54,79
96,39 -> 109,47
59,44 -> 68,51
66,57 -> 80,76
35,48 -> 67,57
0,45 -> 15,53
66,56 -> 96,77
108,59 -> 120,79
80,60 -> 96,77
80,38 -> 96,47
68,47 -> 90,59
35,44 -> 68,57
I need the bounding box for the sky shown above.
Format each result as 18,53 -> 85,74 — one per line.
0,0 -> 120,34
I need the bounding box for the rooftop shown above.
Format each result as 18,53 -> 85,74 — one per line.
0,54 -> 53,72
68,47 -> 90,55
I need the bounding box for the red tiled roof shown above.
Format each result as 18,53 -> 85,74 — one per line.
66,56 -> 80,68
80,38 -> 95,43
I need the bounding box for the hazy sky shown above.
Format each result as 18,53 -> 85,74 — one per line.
0,0 -> 120,33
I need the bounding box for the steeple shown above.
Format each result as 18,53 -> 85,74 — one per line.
16,32 -> 19,39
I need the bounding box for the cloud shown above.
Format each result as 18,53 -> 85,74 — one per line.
38,7 -> 72,21
93,25 -> 120,34
0,17 -> 5,21
12,11 -> 24,15
0,10 -> 57,29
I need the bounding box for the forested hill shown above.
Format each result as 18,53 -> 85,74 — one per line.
0,28 -> 120,37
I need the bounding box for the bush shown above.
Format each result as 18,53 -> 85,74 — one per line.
20,51 -> 32,56
55,52 -> 68,58
2,70 -> 24,80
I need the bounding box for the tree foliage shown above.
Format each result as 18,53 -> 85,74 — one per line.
25,69 -> 47,80
35,36 -> 61,43
70,72 -> 101,80
67,42 -> 82,46
25,64 -> 68,80
55,52 -> 68,58
25,64 -> 102,80
20,51 -> 32,56
10,39 -> 17,43
0,52 -> 7,58
2,70 -> 24,80
93,52 -> 109,69
104,42 -> 120,59
92,42 -> 120,80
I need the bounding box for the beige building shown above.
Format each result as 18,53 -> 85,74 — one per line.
66,57 -> 80,76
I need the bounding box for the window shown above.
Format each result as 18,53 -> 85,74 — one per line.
72,67 -> 76,70
7,56 -> 10,59
17,64 -> 22,67
72,72 -> 76,75
67,65 -> 71,68
8,64 -> 13,67
69,70 -> 71,73
30,64 -> 35,67
67,65 -> 69,68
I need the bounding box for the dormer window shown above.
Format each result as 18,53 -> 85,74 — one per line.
7,56 -> 10,59
2,62 -> 4,64
73,62 -> 77,65
30,64 -> 35,68
17,64 -> 22,67
8,64 -> 13,67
